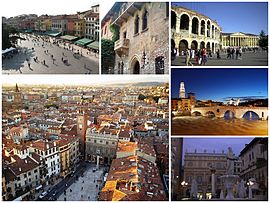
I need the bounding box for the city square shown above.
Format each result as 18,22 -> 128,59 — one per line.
172,138 -> 268,201
3,34 -> 99,74
57,164 -> 105,201
172,51 -> 268,66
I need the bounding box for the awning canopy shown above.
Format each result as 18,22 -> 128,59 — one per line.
75,38 -> 93,46
2,47 -> 16,54
45,31 -> 61,37
86,41 -> 99,50
60,35 -> 78,41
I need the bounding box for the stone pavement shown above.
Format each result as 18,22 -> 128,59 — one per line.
171,51 -> 268,66
57,166 -> 104,201
2,34 -> 99,74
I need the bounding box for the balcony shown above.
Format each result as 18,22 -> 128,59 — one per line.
114,38 -> 130,56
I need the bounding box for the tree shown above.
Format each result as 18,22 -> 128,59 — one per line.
101,39 -> 115,74
259,30 -> 268,48
2,23 -> 19,50
110,24 -> 120,42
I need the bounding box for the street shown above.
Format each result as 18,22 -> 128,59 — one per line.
2,34 -> 99,74
171,51 -> 268,66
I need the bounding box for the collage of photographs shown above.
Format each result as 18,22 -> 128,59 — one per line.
1,0 -> 268,202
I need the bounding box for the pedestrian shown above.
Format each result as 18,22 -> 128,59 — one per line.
61,57 -> 63,61
202,48 -> 207,65
28,62 -> 31,68
217,49 -> 221,59
43,60 -> 46,65
185,49 -> 193,66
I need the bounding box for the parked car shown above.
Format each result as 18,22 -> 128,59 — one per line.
38,191 -> 47,199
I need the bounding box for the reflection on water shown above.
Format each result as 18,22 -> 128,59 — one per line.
172,116 -> 268,135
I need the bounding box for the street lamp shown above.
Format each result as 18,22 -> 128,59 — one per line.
247,179 -> 254,199
181,181 -> 188,199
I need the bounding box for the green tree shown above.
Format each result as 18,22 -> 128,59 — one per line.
101,39 -> 115,74
110,24 -> 120,42
259,30 -> 268,48
2,23 -> 19,49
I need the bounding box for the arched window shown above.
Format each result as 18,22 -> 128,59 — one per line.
142,10 -> 148,30
155,56 -> 165,74
134,15 -> 139,34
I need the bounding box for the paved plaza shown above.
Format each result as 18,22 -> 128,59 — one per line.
2,34 -> 99,74
57,166 -> 104,201
171,51 -> 268,66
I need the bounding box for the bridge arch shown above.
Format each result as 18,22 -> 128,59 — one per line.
224,110 -> 235,119
205,111 -> 215,117
242,111 -> 260,120
191,111 -> 202,116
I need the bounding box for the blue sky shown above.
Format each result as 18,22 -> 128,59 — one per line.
172,2 -> 268,35
171,68 -> 268,102
183,137 -> 254,157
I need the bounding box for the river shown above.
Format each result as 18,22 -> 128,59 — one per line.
172,116 -> 268,135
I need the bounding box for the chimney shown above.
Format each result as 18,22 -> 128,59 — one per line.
46,144 -> 49,149
25,160 -> 27,164
53,141 -> 56,147
19,168 -> 22,172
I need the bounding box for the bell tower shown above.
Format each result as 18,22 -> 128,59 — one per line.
77,107 -> 88,157
179,82 -> 185,98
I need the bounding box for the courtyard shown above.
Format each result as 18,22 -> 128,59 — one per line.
2,34 -> 99,74
57,165 -> 105,201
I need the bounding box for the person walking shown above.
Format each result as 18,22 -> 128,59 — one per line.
202,48 -> 207,65
185,49 -> 193,66
217,49 -> 221,59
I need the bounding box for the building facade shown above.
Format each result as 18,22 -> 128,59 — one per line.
103,2 -> 169,74
183,151 -> 227,199
171,138 -> 183,200
221,32 -> 259,49
172,6 -> 222,53
239,138 -> 268,200
85,126 -> 118,164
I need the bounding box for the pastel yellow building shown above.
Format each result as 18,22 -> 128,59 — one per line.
74,19 -> 85,38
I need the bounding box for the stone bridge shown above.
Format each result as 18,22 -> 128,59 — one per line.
191,106 -> 268,120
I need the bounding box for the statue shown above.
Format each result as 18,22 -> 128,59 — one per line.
190,178 -> 198,199
226,147 -> 236,175
238,179 -> 247,198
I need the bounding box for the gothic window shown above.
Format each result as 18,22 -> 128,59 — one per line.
142,10 -> 148,30
134,15 -> 139,34
155,56 -> 165,74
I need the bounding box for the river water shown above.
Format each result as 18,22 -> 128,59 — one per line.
172,116 -> 268,135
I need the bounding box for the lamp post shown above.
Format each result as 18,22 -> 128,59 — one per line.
181,181 -> 188,199
247,179 -> 254,199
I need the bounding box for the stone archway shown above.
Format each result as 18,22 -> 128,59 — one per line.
242,111 -> 260,120
180,14 -> 189,30
200,41 -> 205,49
179,39 -> 188,52
212,42 -> 214,52
130,56 -> 140,74
201,20 -> 205,35
224,110 -> 235,119
171,11 -> 177,29
192,17 -> 199,34
191,40 -> 198,50
206,42 -> 211,52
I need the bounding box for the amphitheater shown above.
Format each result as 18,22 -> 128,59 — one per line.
171,6 -> 222,53
171,6 -> 259,53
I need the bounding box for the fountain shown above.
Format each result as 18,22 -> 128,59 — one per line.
219,147 -> 239,200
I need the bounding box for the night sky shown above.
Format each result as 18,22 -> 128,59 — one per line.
172,2 -> 268,35
183,137 -> 254,158
171,68 -> 268,102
